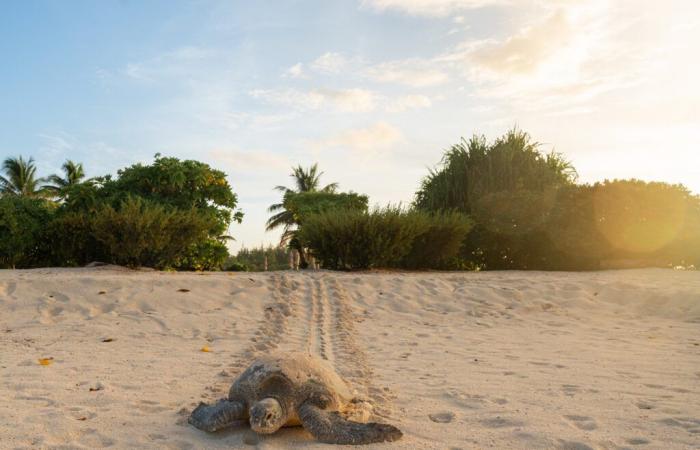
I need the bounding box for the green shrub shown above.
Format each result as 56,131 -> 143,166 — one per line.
0,196 -> 54,268
400,211 -> 473,269
175,239 -> 230,271
46,211 -> 105,266
91,196 -> 210,268
548,180 -> 700,268
225,260 -> 249,271
299,207 -> 471,270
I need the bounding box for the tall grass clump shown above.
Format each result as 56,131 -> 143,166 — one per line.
415,128 -> 579,269
299,207 -> 472,270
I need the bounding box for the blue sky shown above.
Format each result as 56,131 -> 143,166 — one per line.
1,0 -> 698,250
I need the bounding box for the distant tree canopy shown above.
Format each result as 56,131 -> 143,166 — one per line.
414,130 -> 700,270
0,155 -> 243,270
285,191 -> 369,225
226,245 -> 291,272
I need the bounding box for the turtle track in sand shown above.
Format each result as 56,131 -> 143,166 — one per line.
213,272 -> 392,418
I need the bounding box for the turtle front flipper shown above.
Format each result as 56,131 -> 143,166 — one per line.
188,399 -> 246,432
298,402 -> 402,445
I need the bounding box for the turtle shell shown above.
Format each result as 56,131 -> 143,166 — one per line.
229,352 -> 354,426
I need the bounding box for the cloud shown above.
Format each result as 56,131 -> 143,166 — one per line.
310,52 -> 348,74
249,88 -> 378,112
435,1 -> 690,114
366,59 -> 449,87
386,94 -> 432,112
360,0 -> 510,17
123,46 -> 218,82
283,62 -> 306,78
310,122 -> 403,153
209,149 -> 291,173
467,11 -> 571,75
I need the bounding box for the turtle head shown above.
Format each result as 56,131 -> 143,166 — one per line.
249,398 -> 285,434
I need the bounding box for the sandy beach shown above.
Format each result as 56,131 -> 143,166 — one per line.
1,268 -> 699,449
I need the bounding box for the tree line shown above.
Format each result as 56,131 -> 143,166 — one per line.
3,128 -> 699,271
260,129 -> 700,271
0,155 -> 242,269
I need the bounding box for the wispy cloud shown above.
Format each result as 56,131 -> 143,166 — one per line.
123,46 -> 218,82
249,88 -> 378,113
208,149 -> 291,173
309,122 -> 403,153
386,94 -> 432,112
310,52 -> 348,74
283,62 -> 306,79
365,59 -> 449,87
360,0 -> 511,17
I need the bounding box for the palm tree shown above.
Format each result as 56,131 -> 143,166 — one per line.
266,164 -> 338,242
43,160 -> 86,196
0,156 -> 45,196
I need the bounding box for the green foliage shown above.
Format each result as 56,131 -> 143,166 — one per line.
0,156 -> 46,197
46,211 -> 104,266
43,160 -> 86,198
225,260 -> 249,271
91,196 -> 210,269
287,191 -> 369,223
0,154 -> 244,270
401,211 -> 474,269
0,197 -> 54,268
227,245 -> 290,271
465,190 -> 561,269
552,180 -> 700,267
299,207 -> 472,270
267,163 -> 339,244
462,181 -> 700,270
176,239 -> 230,271
108,155 -> 242,236
415,129 -> 576,214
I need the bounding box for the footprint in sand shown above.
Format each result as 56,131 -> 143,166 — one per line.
429,411 -> 455,423
564,415 -> 598,431
557,440 -> 595,450
480,417 -> 524,428
561,384 -> 580,396
626,437 -> 651,445
658,416 -> 700,432
635,401 -> 654,410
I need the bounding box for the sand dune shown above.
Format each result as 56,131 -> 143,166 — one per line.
1,268 -> 699,449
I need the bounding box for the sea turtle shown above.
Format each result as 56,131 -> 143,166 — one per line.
188,352 -> 402,445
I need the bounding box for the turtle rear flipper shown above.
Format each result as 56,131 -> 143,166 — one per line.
188,399 -> 246,432
299,402 -> 402,445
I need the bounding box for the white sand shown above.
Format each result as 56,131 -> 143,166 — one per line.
1,268 -> 699,449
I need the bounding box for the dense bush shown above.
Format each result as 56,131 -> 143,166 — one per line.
91,196 -> 210,269
400,211 -> 473,269
0,197 -> 54,268
175,239 -> 231,271
285,191 -> 369,220
46,211 -> 105,266
0,155 -> 243,270
548,180 -> 700,268
461,181 -> 700,270
299,207 -> 472,270
414,129 -> 580,270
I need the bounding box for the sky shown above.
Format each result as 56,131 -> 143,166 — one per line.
1,0 -> 699,251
